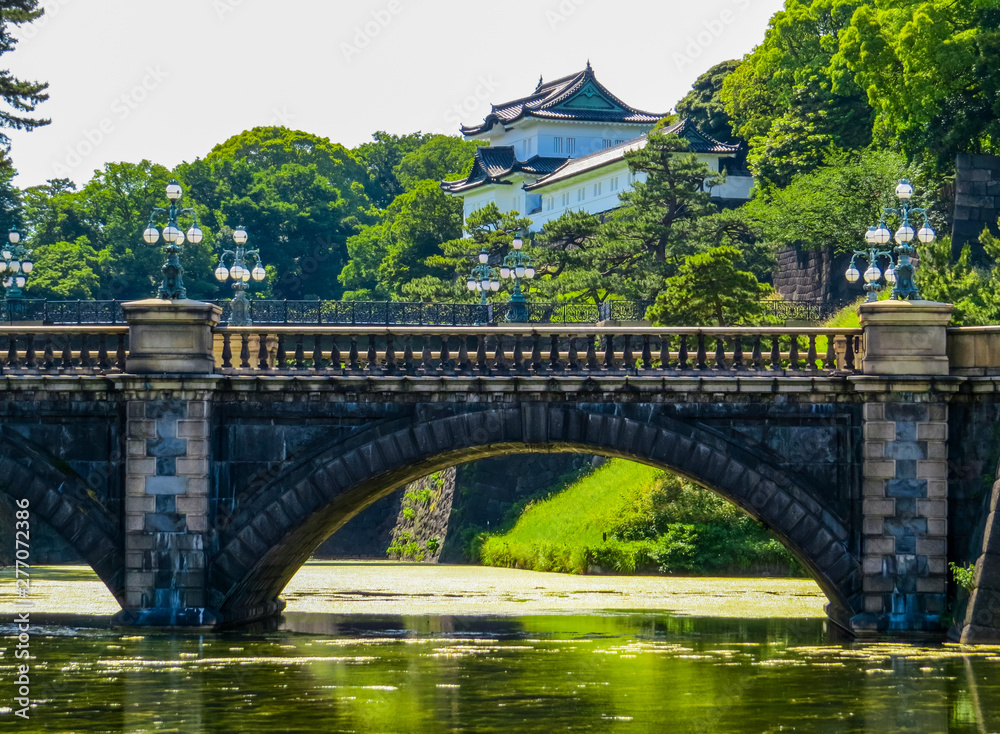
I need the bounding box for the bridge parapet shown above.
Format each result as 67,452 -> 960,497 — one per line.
212,325 -> 865,377
0,325 -> 127,373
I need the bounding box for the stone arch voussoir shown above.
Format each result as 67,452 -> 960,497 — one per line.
0,427 -> 124,603
211,404 -> 861,626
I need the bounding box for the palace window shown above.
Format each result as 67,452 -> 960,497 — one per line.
546,196 -> 555,211
561,192 -> 570,207
577,187 -> 586,202
602,139 -> 613,149
615,139 -> 626,145
567,138 -> 577,155
593,181 -> 602,196
553,137 -> 564,154
610,176 -> 619,191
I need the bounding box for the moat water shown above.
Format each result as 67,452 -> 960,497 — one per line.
2,562 -> 999,733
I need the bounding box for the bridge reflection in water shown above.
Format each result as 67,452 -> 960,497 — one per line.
2,297 -> 1000,644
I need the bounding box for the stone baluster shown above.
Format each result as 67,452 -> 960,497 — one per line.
567,337 -> 580,373
603,334 -> 615,371
240,334 -> 251,370
367,335 -> 380,374
788,335 -> 801,371
385,335 -> 397,375
714,336 -> 726,370
641,335 -> 652,371
696,334 -> 707,371
513,336 -> 526,374
732,336 -> 744,371
24,335 -> 36,370
806,334 -> 818,371
98,335 -> 110,370
476,335 -> 488,374
221,332 -> 233,370
420,337 -> 433,375
623,335 -> 635,371
824,334 -> 836,371
402,335 -> 414,375
80,335 -> 92,369
257,333 -> 269,371
439,336 -> 452,375
769,335 -> 781,372
751,335 -> 763,371
330,337 -> 343,374
678,335 -> 689,371
43,336 -> 54,371
845,335 -> 856,372
312,335 -> 323,371
658,334 -> 670,371
349,336 -> 359,372
458,337 -> 472,375
531,333 -> 543,373
295,336 -> 306,370
493,335 -> 508,374
586,335 -> 598,371
549,334 -> 562,372
61,337 -> 73,371
276,334 -> 287,370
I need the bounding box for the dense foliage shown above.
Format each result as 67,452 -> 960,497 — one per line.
478,460 -> 801,576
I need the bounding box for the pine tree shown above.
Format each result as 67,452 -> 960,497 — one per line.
0,0 -> 49,169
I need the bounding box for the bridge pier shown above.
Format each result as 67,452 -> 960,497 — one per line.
852,301 -> 954,634
111,300 -> 229,628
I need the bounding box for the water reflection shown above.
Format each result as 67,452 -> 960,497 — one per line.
4,612 -> 1000,733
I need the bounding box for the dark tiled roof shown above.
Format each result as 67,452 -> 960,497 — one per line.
523,120 -> 741,191
460,63 -> 667,136
441,146 -> 568,193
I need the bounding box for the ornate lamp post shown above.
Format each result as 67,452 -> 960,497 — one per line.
846,229 -> 896,303
466,248 -> 500,305
846,179 -> 935,301
214,226 -> 266,327
499,231 -> 536,322
1,229 -> 33,299
142,180 -> 203,300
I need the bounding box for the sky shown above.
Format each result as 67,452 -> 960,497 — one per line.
4,0 -> 784,189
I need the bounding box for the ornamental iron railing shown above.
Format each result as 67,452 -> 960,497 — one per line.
0,298 -> 846,325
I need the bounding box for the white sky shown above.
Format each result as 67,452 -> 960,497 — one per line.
5,0 -> 782,189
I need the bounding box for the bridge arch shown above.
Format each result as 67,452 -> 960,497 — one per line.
0,427 -> 125,604
211,404 -> 862,627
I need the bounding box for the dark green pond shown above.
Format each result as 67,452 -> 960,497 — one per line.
3,611 -> 999,733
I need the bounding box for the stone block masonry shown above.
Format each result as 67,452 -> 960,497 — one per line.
855,400 -> 949,632
114,379 -> 220,628
952,153 -> 1000,256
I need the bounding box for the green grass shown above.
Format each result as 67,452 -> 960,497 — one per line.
479,459 -> 801,576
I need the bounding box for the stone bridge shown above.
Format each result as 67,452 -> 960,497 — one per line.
4,299 -> 1000,642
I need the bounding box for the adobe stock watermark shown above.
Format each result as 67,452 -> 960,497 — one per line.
50,65 -> 169,179
13,498 -> 32,720
545,0 -> 588,30
213,0 -> 250,21
341,1 -> 404,64
673,0 -> 752,70
438,76 -> 501,134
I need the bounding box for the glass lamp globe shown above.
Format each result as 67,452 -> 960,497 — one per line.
241,269 -> 251,283
165,182 -> 183,201
251,264 -> 266,281
162,225 -> 181,243
513,236 -> 523,250
21,261 -> 32,275
895,225 -> 914,243
872,226 -> 891,245
490,280 -> 500,292
515,265 -> 526,278
9,260 -> 20,274
1,248 -> 10,260
917,226 -> 936,244
215,264 -> 229,281
478,251 -> 489,264
15,276 -> 24,288
467,279 -> 477,291
895,180 -> 914,200
0,261 -> 5,273
143,227 -> 160,245
865,227 -> 879,245
500,267 -> 511,279
186,226 -> 204,245
884,267 -> 897,285
845,266 -> 861,283
8,230 -> 20,245
525,267 -> 536,279
864,265 -> 881,283
233,227 -> 249,246
230,264 -> 245,280
174,232 -> 185,246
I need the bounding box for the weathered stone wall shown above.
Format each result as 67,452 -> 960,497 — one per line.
772,245 -> 854,303
387,467 -> 457,562
952,153 -> 1000,257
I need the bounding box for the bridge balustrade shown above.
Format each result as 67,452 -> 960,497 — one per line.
0,326 -> 128,373
212,326 -> 864,376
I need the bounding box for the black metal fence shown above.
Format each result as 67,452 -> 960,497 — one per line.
0,298 -> 849,326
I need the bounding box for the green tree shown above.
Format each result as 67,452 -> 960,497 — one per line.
648,245 -> 772,326
181,127 -> 375,300
395,135 -> 480,191
916,236 -> 985,325
23,237 -> 100,299
599,131 -> 721,299
675,60 -> 743,145
340,181 -> 463,300
721,0 -> 874,189
532,210 -> 608,304
744,148 -> 912,255
835,0 -> 1000,168
353,130 -> 431,207
0,0 -> 49,157
401,202 -> 529,302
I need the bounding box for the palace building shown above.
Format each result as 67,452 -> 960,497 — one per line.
442,63 -> 753,232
